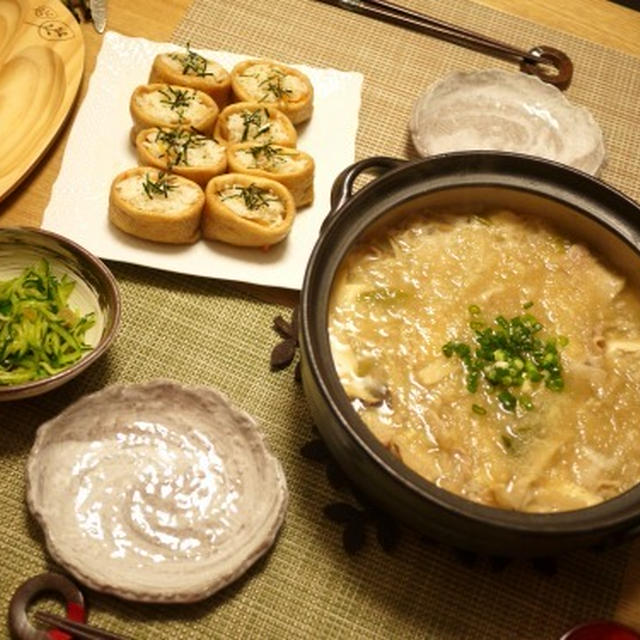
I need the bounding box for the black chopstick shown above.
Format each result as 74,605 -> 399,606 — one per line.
34,610 -> 132,640
315,0 -> 540,63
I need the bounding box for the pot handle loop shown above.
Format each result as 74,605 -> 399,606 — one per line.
324,156 -> 404,230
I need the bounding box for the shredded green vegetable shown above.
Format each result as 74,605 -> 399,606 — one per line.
358,288 -> 411,305
442,303 -> 567,413
0,260 -> 95,385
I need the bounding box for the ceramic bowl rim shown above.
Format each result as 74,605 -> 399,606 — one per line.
0,226 -> 121,401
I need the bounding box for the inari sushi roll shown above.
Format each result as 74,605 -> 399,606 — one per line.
149,46 -> 231,108
213,102 -> 297,148
109,166 -> 204,244
136,127 -> 227,187
203,173 -> 296,248
230,59 -> 313,125
226,142 -> 314,207
130,83 -> 219,140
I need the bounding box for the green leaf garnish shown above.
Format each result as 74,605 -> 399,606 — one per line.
240,108 -> 271,142
221,184 -> 278,210
142,171 -> 177,199
159,86 -> 195,121
240,69 -> 292,102
170,42 -> 214,78
154,128 -> 206,168
244,143 -> 293,169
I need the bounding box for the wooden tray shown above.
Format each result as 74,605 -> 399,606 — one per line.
0,0 -> 84,202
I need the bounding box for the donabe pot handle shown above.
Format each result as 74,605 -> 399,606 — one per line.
326,156 -> 404,225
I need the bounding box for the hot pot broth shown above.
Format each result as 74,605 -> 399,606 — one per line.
328,210 -> 640,513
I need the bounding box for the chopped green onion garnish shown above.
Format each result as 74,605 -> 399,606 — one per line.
519,394 -> 534,411
442,304 -> 567,413
497,390 -> 517,411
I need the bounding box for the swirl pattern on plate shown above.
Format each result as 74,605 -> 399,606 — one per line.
26,380 -> 288,602
409,69 -> 605,175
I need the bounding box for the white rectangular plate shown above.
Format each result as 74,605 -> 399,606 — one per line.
42,31 -> 363,290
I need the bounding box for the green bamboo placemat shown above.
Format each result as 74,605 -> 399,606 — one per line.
3,0 -> 640,638
0,263 -> 630,639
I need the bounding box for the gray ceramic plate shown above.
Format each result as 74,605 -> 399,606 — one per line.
26,380 -> 289,602
410,69 -> 606,175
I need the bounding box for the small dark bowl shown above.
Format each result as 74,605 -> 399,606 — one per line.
299,152 -> 640,557
0,227 -> 121,401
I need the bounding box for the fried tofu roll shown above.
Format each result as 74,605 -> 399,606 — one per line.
136,127 -> 227,187
130,83 -> 219,140
149,46 -> 231,108
227,142 -> 314,207
213,102 -> 297,147
230,59 -> 313,125
109,167 -> 204,244
203,174 -> 296,248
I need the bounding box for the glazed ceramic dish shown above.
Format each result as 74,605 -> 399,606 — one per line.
26,380 -> 288,603
299,151 -> 640,556
0,228 -> 120,401
410,70 -> 605,175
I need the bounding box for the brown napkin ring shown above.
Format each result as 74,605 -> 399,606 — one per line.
9,572 -> 85,640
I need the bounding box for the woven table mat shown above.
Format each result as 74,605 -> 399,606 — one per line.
175,0 -> 640,203
2,1 -> 640,639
